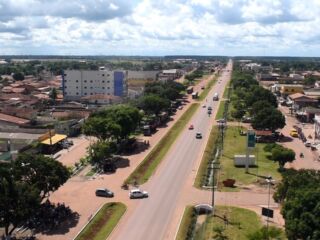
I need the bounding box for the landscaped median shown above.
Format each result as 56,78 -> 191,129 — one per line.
74,202 -> 126,240
198,74 -> 218,101
176,205 -> 286,240
124,103 -> 200,185
194,126 -> 219,188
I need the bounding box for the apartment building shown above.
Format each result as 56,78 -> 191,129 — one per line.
62,69 -> 127,100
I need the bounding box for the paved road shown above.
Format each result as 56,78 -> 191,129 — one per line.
111,61 -> 233,240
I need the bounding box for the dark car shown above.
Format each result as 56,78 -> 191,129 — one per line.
95,188 -> 114,198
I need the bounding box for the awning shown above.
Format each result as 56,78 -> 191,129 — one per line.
41,134 -> 67,145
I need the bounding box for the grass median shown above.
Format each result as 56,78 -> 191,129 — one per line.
198,75 -> 217,101
194,126 -> 219,188
125,103 -> 200,185
176,206 -> 197,240
75,202 -> 126,240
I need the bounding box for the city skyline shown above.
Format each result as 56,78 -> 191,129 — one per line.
1,0 -> 320,56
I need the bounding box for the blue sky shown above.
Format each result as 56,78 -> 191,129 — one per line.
0,0 -> 320,56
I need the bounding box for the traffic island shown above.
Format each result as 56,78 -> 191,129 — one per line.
176,206 -> 285,240
74,202 -> 126,240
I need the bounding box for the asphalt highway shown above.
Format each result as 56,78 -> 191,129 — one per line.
111,60 -> 233,240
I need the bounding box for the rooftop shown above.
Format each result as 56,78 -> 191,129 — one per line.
0,113 -> 30,125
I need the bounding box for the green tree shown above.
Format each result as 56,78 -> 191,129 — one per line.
83,117 -> 121,141
271,146 -> 295,169
250,100 -> 273,116
138,94 -> 170,116
49,88 -> 58,102
88,140 -> 116,167
12,72 -> 25,81
252,107 -> 285,131
303,76 -> 317,86
12,154 -> 70,199
274,169 -> 320,240
247,226 -> 283,240
0,164 -> 41,237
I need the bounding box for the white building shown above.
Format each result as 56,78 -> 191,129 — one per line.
62,69 -> 127,101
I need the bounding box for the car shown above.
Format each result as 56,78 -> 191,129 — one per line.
216,118 -> 226,123
208,106 -> 212,111
189,124 -> 194,130
95,188 -> 114,198
290,129 -> 298,137
305,141 -> 311,147
129,189 -> 148,199
207,110 -> 212,115
202,104 -> 206,108
201,86 -> 205,89
196,132 -> 202,139
178,106 -> 183,110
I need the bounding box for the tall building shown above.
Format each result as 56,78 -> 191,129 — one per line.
62,69 -> 127,101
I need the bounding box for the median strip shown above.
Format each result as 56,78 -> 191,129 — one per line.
198,75 -> 217,101
74,202 -> 126,240
125,103 -> 200,185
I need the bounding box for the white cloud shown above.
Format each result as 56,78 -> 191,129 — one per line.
0,0 -> 320,56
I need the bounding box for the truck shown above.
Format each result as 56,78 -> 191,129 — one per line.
192,91 -> 198,99
187,86 -> 193,94
213,92 -> 219,101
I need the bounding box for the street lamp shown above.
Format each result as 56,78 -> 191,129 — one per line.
265,176 -> 275,235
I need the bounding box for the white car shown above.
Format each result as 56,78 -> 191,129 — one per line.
129,189 -> 148,199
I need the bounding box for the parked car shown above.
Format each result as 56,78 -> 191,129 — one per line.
242,116 -> 252,123
196,132 -> 202,139
129,189 -> 148,199
208,106 -> 212,111
178,106 -> 183,110
189,124 -> 194,130
95,188 -> 114,198
290,129 -> 298,137
207,110 -> 212,115
202,104 -> 206,108
201,86 -> 205,89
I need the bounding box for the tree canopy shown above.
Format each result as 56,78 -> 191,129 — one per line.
274,169 -> 320,240
138,94 -> 170,116
251,107 -> 285,131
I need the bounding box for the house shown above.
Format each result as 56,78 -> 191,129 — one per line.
280,84 -> 304,97
288,93 -> 318,111
304,89 -> 320,100
158,69 -> 183,82
0,113 -> 30,127
314,114 -> 320,139
257,73 -> 278,81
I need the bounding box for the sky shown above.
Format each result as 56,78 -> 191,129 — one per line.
0,0 -> 320,56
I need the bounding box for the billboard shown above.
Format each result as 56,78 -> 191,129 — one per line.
247,130 -> 256,148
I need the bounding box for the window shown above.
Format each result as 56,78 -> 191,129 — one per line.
64,74 -> 67,76
64,86 -> 67,88
84,93 -> 87,95
102,74 -> 105,77
84,86 -> 87,89
64,80 -> 67,82
107,80 -> 110,83
84,80 -> 87,83
107,87 -> 110,89
76,86 -> 78,89
102,81 -> 105,83
76,92 -> 79,95
90,93 -> 93,95
76,80 -> 79,82
90,80 -> 93,83
102,87 -> 105,89
90,87 -> 93,89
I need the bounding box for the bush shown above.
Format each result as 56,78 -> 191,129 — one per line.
263,143 -> 279,152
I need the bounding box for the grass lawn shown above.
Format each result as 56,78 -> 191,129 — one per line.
176,206 -> 196,240
195,206 -> 267,240
125,103 -> 200,185
85,167 -> 96,177
198,75 -> 217,101
222,81 -> 231,99
75,202 -> 126,240
219,126 -> 281,190
194,126 -> 219,188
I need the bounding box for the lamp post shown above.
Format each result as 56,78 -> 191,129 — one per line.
266,176 -> 275,237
